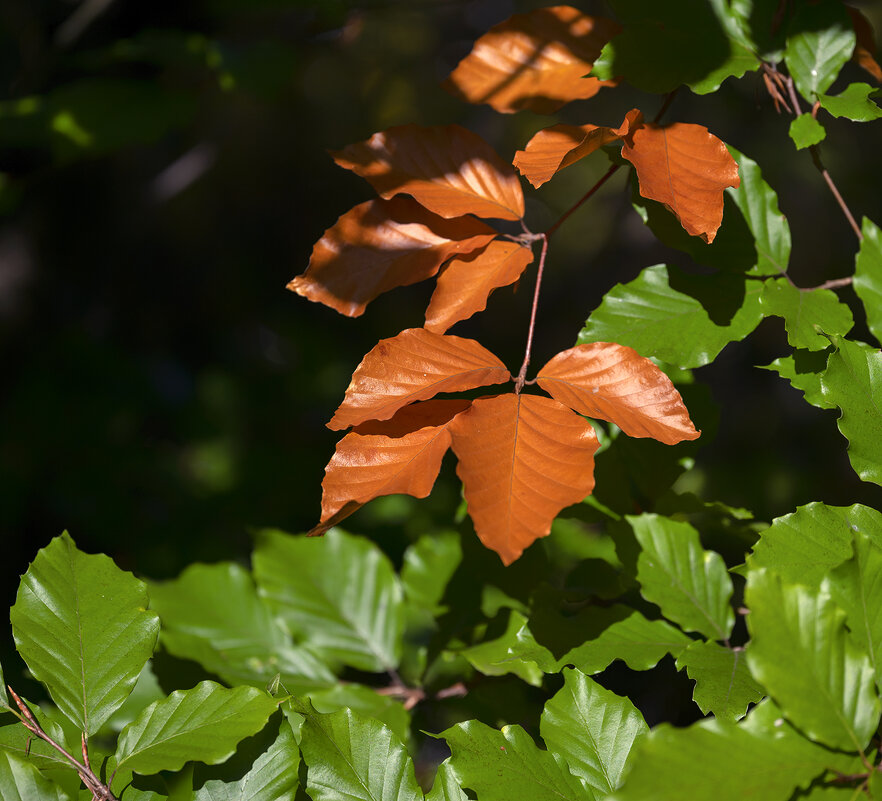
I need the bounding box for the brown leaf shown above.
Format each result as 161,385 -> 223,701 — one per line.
329,328 -> 511,430
449,393 -> 599,565
331,124 -> 525,221
443,5 -> 621,114
425,241 -> 534,333
514,109 -> 643,188
621,122 -> 740,243
287,196 -> 496,317
847,6 -> 882,83
536,342 -> 700,445
314,399 -> 471,532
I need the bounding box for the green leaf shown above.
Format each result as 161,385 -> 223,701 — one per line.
0,751 -> 69,801
149,562 -> 335,692
745,569 -> 880,751
192,719 -> 299,801
675,641 -> 763,721
789,114 -> 826,149
293,698 -> 422,801
746,502 -> 879,585
629,514 -> 734,641
0,663 -> 7,711
784,0 -> 855,99
579,265 -> 764,369
0,722 -> 73,774
821,336 -> 882,485
307,683 -> 410,745
460,610 -> 544,686
9,532 -> 160,735
426,760 -> 467,801
759,279 -> 852,349
115,681 -> 277,775
819,83 -> 882,122
853,217 -> 882,345
252,528 -> 405,673
442,719 -> 592,801
401,532 -> 462,613
102,661 -> 165,734
541,668 -> 648,796
760,349 -> 836,409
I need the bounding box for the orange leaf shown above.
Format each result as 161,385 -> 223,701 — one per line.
444,6 -> 621,114
287,196 -> 496,317
424,241 -> 534,333
621,122 -> 740,243
314,399 -> 471,533
536,342 -> 700,445
329,328 -> 511,430
847,6 -> 882,83
514,109 -> 643,188
449,393 -> 599,565
331,124 -> 525,221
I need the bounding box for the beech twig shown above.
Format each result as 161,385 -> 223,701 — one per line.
515,233 -> 549,393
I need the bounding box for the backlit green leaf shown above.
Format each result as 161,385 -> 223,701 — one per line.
115,681 -> 277,775
10,532 -> 160,735
760,349 -> 836,409
789,114 -> 826,150
784,1 -> 855,99
853,217 -> 882,345
745,569 -> 880,751
819,83 -> 882,122
401,531 -> 461,613
675,640 -> 763,721
760,279 -> 852,349
0,751 -> 68,801
252,528 -> 405,673
821,336 -> 882,485
460,610 -> 544,686
541,668 -> 648,796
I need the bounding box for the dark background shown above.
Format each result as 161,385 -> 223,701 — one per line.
2,0 -> 882,708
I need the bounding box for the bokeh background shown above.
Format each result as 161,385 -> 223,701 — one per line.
2,0 -> 882,728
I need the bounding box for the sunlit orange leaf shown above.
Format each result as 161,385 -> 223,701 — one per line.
536,342 -> 700,445
329,328 -> 511,430
287,196 -> 496,317
314,399 -> 471,533
621,122 -> 740,243
425,241 -> 534,333
449,393 -> 599,565
514,109 -> 643,188
331,124 -> 525,221
847,7 -> 882,83
444,6 -> 621,114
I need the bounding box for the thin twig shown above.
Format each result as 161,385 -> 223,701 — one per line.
545,164 -> 620,240
803,276 -> 853,291
515,234 -> 549,393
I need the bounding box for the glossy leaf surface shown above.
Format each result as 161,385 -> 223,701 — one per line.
0,751 -> 68,801
819,83 -> 882,122
426,761 -> 467,801
853,217 -> 882,344
675,641 -> 763,721
784,1 -> 855,99
759,279 -> 853,350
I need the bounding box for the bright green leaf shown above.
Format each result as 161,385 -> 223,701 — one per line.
115,681 -> 277,775
10,532 -> 160,735
541,668 -> 648,796
308,683 -> 410,745
759,279 -> 852,349
426,760 -> 467,801
789,114 -> 826,150
101,661 -> 165,735
821,336 -> 882,485
853,217 -> 882,345
149,562 -> 335,693
760,349 -> 836,409
819,83 -> 882,122
442,719 -> 593,801
784,0 -> 855,99
0,722 -> 73,775
579,265 -> 764,369
745,569 -> 880,751
629,514 -> 734,640
675,641 -> 763,721
0,750 -> 69,801
401,532 -> 461,613
460,610 -> 544,686
252,528 -> 405,673
293,697 -> 422,801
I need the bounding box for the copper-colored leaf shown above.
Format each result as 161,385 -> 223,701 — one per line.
287,196 -> 496,317
331,124 -> 525,221
536,342 -> 700,445
314,400 -> 471,533
449,393 -> 599,565
514,109 -> 643,188
621,122 -> 740,243
329,328 -> 511,430
444,6 -> 621,114
424,241 -> 534,333
847,6 -> 882,83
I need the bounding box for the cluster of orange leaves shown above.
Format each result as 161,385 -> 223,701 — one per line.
289,5 -> 743,564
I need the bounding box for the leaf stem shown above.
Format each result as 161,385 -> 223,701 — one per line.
515,233 -> 548,393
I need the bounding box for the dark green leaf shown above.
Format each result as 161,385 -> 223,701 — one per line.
745,569 -> 880,751
101,661 -> 165,735
788,114 -> 826,149
0,751 -> 69,801
401,532 -> 462,613
10,532 -> 160,735
821,336 -> 882,485
819,83 -> 882,121
675,641 -> 763,721
426,760 -> 467,801
760,349 -> 836,409
784,1 -> 855,99
460,611 -> 545,686
252,529 -> 405,673
853,217 -> 882,345
759,279 -> 852,349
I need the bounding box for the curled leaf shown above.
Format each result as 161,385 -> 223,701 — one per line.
288,196 -> 496,317
536,342 -> 699,445
331,124 -> 524,221
425,240 -> 534,333
449,393 -> 599,565
329,328 -> 510,430
622,122 -> 740,243
514,108 -> 642,188
444,5 -> 620,114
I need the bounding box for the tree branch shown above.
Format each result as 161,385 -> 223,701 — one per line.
515,233 -> 549,393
